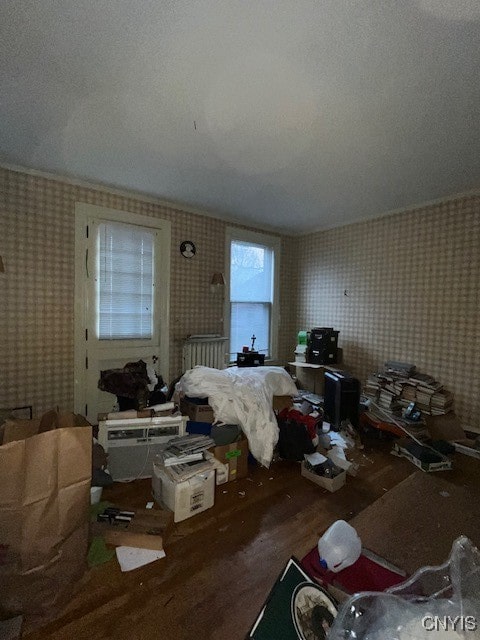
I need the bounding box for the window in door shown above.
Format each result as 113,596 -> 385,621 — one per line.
74,204 -> 171,422
98,221 -> 154,340
226,228 -> 280,362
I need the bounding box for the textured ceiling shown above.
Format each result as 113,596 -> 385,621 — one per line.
1,0 -> 479,232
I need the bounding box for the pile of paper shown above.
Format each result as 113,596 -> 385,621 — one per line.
157,434 -> 215,466
155,434 -> 217,482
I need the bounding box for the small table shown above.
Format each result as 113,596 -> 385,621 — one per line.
288,362 -> 341,394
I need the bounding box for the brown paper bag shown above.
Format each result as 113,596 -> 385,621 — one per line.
0,415 -> 92,620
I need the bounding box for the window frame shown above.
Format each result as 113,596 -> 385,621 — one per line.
225,227 -> 281,363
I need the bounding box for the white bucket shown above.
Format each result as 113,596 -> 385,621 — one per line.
90,486 -> 103,505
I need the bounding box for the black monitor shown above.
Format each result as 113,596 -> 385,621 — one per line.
324,370 -> 360,430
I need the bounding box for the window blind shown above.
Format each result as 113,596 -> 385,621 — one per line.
98,221 -> 154,340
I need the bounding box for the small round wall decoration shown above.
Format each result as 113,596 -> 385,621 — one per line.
180,240 -> 196,259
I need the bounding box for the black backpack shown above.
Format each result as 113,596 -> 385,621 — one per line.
277,414 -> 316,461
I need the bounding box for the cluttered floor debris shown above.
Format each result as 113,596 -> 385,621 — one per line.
3,357 -> 480,640
15,440 -> 480,640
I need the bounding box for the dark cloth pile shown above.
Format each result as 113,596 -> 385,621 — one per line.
98,360 -> 166,410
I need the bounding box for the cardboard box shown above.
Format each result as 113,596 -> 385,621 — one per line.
205,450 -> 229,484
288,359 -> 343,394
93,508 -> 173,551
273,395 -> 294,412
391,440 -> 452,472
288,363 -> 326,394
301,461 -> 346,492
180,397 -> 215,424
211,435 -> 249,482
152,465 -> 215,522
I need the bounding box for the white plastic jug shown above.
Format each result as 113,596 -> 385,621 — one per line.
317,519 -> 362,573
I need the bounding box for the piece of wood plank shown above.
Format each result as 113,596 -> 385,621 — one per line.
350,469 -> 480,575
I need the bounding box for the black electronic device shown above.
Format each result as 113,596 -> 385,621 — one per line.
236,352 -> 265,367
323,370 -> 360,430
236,333 -> 265,367
403,402 -> 422,422
307,328 -> 339,364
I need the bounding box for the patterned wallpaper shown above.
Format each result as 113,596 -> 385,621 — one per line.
1,165 -> 478,431
0,166 -> 290,416
292,194 -> 480,431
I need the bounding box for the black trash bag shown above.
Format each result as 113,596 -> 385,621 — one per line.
146,379 -> 167,407
98,359 -> 167,410
116,395 -> 139,411
278,415 -> 316,461
98,359 -> 150,403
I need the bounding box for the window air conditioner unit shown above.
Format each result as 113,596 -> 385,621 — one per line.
98,416 -> 187,481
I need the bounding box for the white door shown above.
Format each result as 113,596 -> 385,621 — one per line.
74,204 -> 171,423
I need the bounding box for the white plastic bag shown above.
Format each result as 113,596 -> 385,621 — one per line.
329,536 -> 480,639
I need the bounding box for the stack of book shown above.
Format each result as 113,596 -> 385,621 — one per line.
430,390 -> 454,415
412,385 -> 430,408
384,361 -> 416,378
398,382 -> 417,403
364,366 -> 413,402
378,388 -> 401,412
405,373 -> 452,416
364,374 -> 382,400
364,362 -> 454,418
408,372 -> 441,389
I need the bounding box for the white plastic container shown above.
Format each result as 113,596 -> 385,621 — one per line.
90,486 -> 103,505
318,519 -> 362,573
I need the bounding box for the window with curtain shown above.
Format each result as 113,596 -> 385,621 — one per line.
229,237 -> 277,358
98,221 -> 155,340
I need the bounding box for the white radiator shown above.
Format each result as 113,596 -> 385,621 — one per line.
183,335 -> 228,371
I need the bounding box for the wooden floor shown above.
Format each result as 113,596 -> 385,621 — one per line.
23,437 -> 479,640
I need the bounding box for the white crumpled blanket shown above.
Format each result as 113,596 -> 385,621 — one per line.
177,366 -> 298,468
